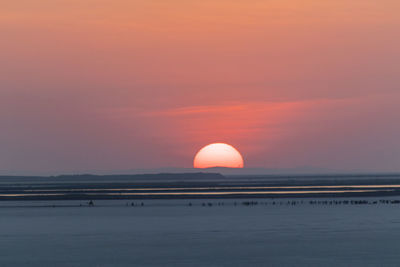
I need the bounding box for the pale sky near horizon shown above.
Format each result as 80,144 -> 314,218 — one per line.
1,0 -> 399,174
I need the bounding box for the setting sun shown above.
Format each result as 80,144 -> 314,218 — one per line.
193,143 -> 244,169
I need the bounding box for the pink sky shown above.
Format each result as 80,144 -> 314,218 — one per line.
1,0 -> 399,174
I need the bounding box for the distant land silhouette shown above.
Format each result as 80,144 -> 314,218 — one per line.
2,167 -> 400,177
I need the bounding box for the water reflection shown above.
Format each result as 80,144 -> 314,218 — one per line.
21,184 -> 400,192
1,189 -> 394,197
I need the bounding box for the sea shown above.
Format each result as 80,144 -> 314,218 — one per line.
1,198 -> 400,266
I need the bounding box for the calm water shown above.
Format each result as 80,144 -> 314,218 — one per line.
2,184 -> 400,198
1,198 -> 400,266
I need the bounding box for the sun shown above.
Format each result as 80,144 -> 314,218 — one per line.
193,143 -> 244,169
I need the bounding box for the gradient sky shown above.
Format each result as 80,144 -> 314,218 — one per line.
1,0 -> 400,174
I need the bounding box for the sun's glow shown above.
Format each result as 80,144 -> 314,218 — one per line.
193,143 -> 244,168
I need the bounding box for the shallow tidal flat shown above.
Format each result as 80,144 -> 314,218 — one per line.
2,173 -> 400,200
2,174 -> 400,266
2,198 -> 400,266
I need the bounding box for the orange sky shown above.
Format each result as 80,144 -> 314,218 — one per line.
1,0 -> 400,174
